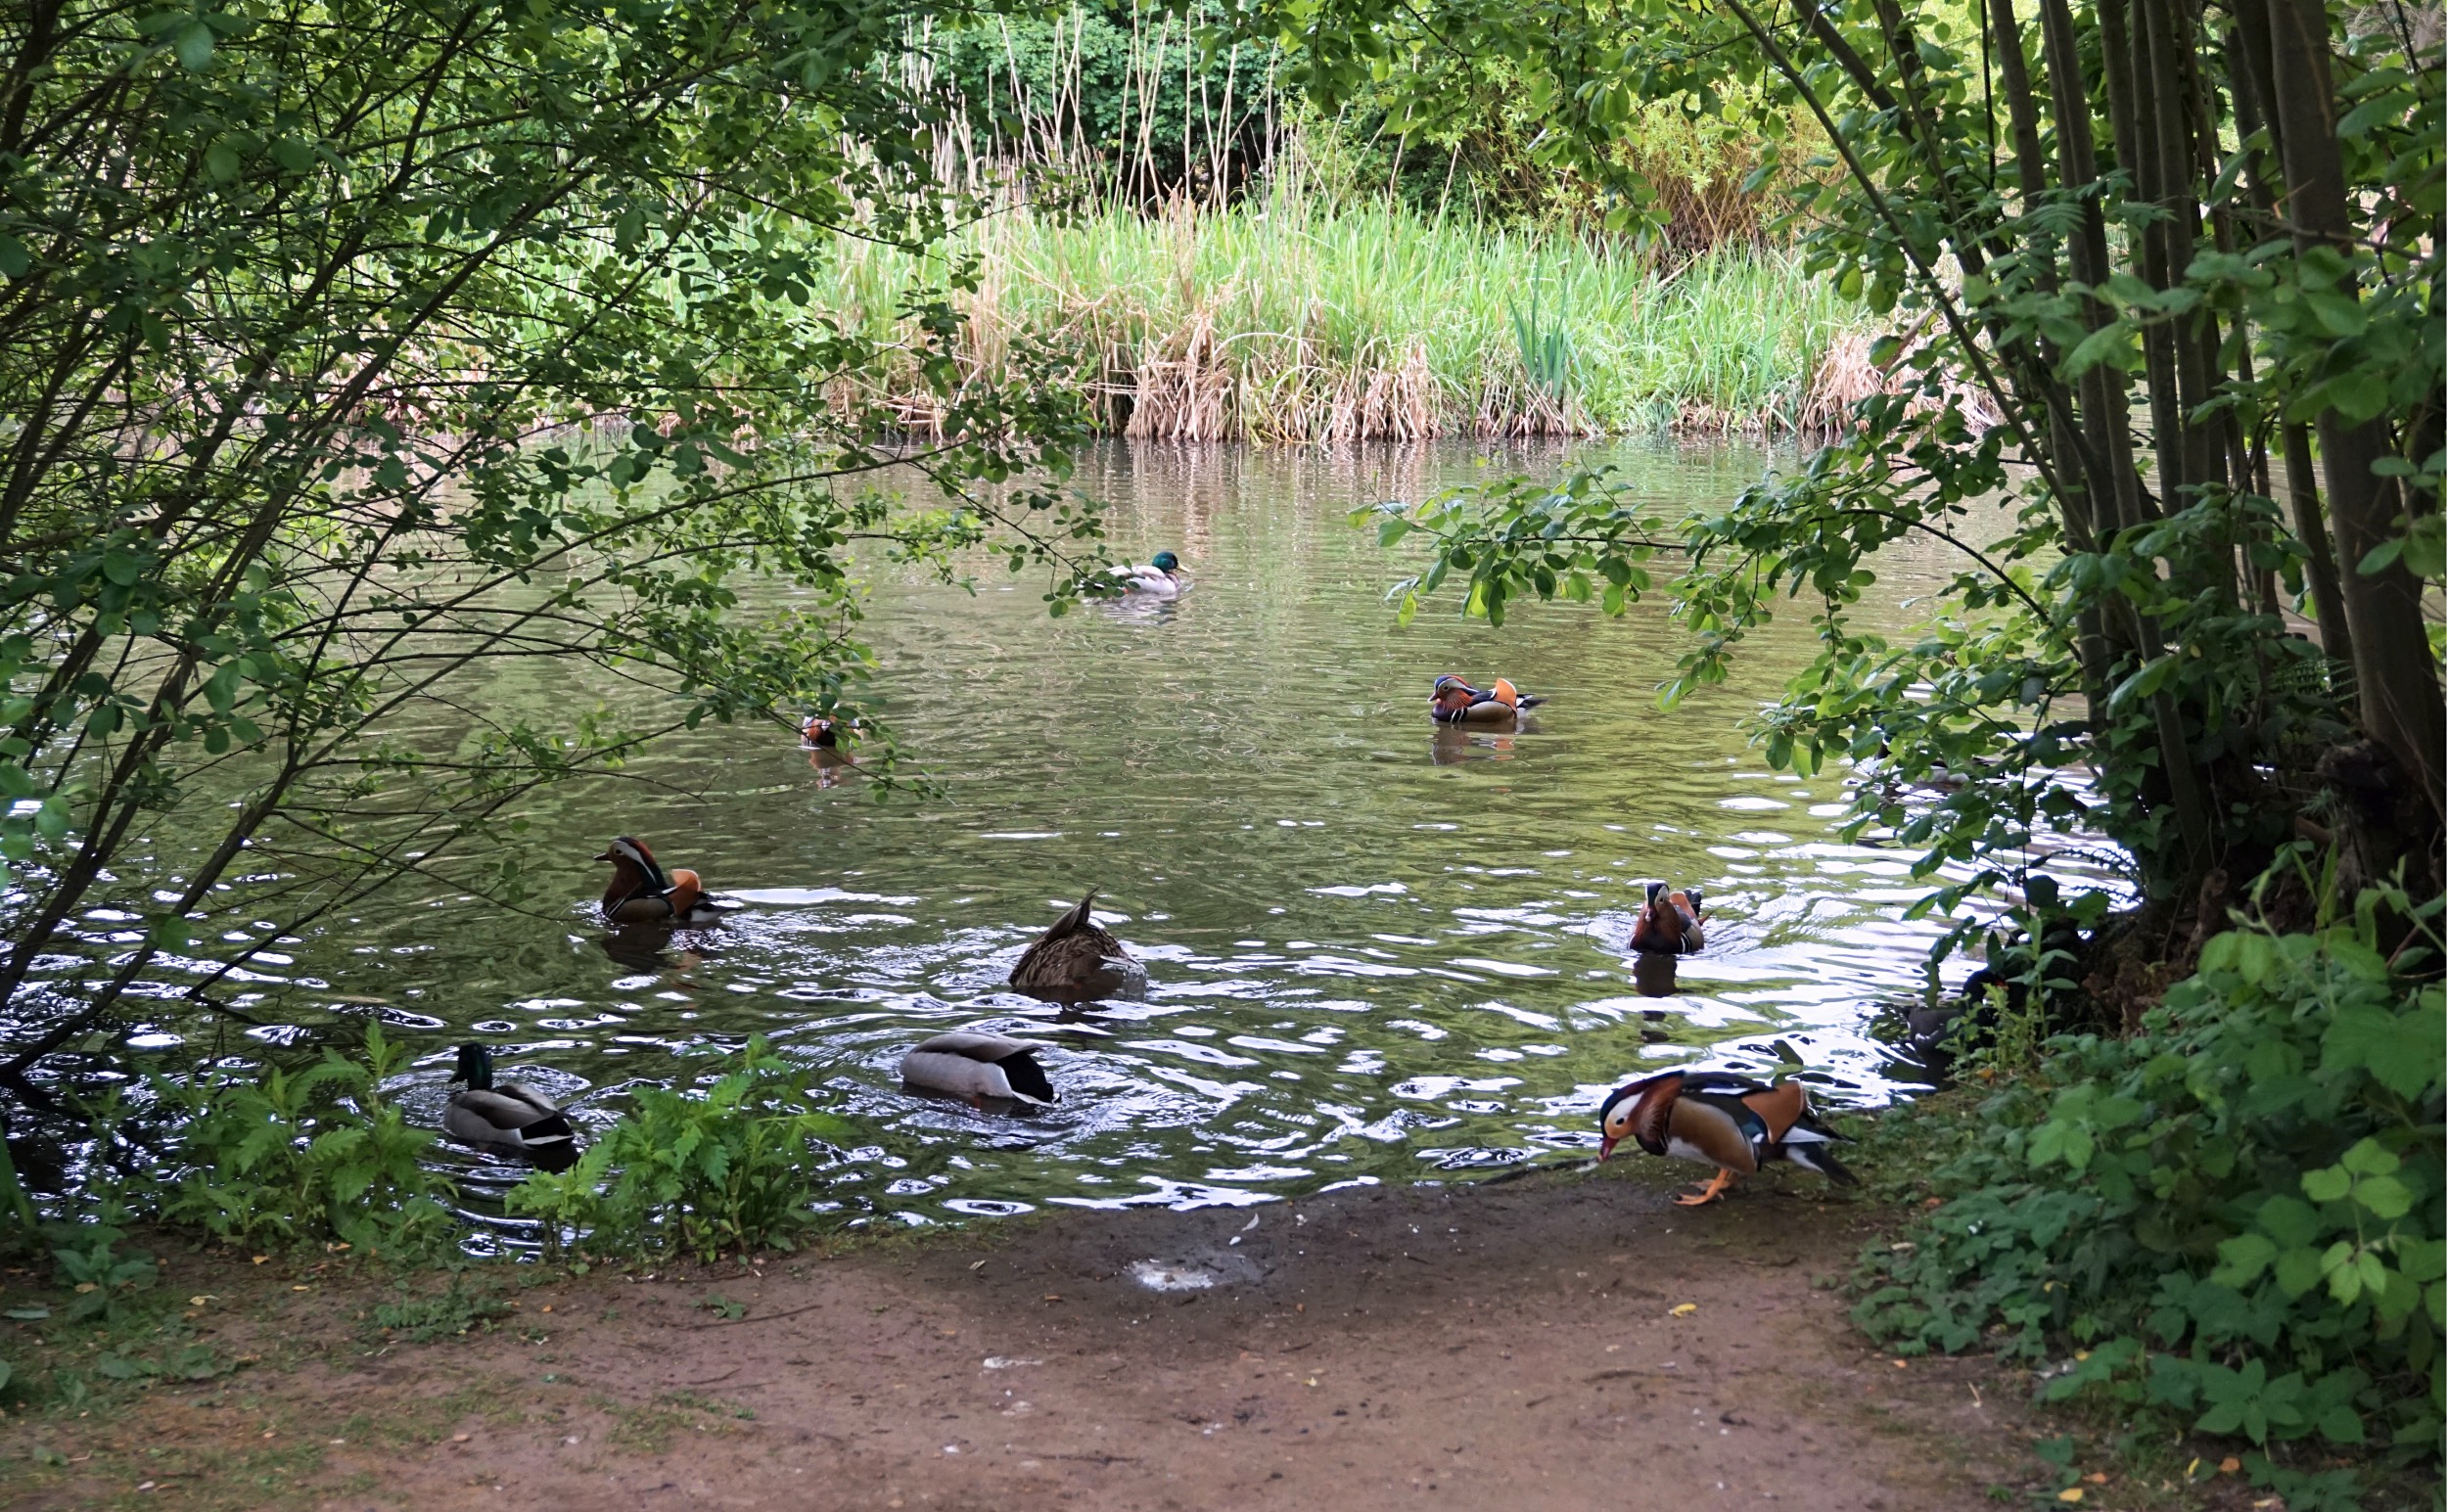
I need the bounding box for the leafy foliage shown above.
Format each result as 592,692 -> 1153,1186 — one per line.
1852,891 -> 2444,1501
509,1038 -> 857,1261
0,0 -> 1106,1080
1307,0 -> 2446,921
371,1277 -> 514,1342
150,1024 -> 453,1255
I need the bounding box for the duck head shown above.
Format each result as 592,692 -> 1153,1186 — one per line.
1596,1079 -> 1639,1161
455,1041 -> 493,1091
1151,550 -> 1180,576
803,715 -> 838,750
594,836 -> 670,906
1431,674 -> 1481,716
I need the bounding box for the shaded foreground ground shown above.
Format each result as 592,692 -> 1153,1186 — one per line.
10,1166 -> 2041,1510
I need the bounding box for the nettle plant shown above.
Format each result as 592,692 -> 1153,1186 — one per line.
1852,888 -> 2443,1500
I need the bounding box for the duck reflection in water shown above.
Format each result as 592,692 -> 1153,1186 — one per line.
596,927 -> 710,985
1429,726 -> 1537,764
1633,950 -> 1684,998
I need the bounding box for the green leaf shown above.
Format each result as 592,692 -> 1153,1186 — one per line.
2302,1166 -> 2352,1204
172,19 -> 214,69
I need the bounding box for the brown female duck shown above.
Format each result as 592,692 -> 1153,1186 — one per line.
1010,892 -> 1149,1002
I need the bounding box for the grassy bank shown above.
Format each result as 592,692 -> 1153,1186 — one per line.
824,196 -> 1869,440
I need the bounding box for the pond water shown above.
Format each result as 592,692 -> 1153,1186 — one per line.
138,439 -> 2052,1227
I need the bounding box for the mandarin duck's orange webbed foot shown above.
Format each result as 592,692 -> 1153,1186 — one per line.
1673,1168 -> 1736,1207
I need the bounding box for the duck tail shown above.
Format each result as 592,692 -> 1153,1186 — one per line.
1049,891 -> 1097,939
1782,1142 -> 1857,1186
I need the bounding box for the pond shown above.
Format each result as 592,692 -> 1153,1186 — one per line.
137,439 -> 2052,1228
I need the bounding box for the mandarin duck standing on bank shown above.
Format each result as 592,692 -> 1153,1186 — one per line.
595,836 -> 738,926
1009,891 -> 1150,1002
442,1043 -> 580,1172
1429,674 -> 1545,727
1596,1069 -> 1855,1206
1114,551 -> 1189,600
1629,881 -> 1705,954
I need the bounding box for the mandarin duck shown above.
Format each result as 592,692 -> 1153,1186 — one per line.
1596,1069 -> 1855,1205
898,1031 -> 1059,1106
595,835 -> 738,926
1429,674 -> 1545,727
1113,551 -> 1189,600
1010,891 -> 1150,1002
442,1043 -> 580,1171
1629,881 -> 1706,954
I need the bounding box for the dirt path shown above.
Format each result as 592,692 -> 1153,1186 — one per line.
10,1165 -> 2032,1510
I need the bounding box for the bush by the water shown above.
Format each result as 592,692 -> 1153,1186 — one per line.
508,1038 -> 857,1262
1854,892 -> 2444,1506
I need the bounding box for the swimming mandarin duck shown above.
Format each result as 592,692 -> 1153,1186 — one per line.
1010,891 -> 1150,1002
1430,674 -> 1545,726
1629,881 -> 1705,954
1113,551 -> 1188,600
595,836 -> 737,926
1596,1069 -> 1855,1205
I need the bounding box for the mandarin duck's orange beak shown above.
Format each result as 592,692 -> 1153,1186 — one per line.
1597,1134 -> 1618,1162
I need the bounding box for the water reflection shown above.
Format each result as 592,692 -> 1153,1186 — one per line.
85,438 -> 2123,1222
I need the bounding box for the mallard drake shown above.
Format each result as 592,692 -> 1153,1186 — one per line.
1113,551 -> 1188,600
1597,1069 -> 1854,1205
1009,891 -> 1150,1002
442,1043 -> 579,1171
1630,881 -> 1705,954
898,1031 -> 1059,1106
1429,674 -> 1545,727
594,835 -> 737,926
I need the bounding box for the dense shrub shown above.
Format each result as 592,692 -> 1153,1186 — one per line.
1853,891 -> 2443,1505
508,1038 -> 856,1262
146,1023 -> 454,1256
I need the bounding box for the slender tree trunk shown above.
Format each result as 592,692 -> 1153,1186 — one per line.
2255,0 -> 2446,814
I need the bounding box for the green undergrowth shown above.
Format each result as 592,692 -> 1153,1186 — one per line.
1852,887 -> 2444,1511
507,1037 -> 859,1262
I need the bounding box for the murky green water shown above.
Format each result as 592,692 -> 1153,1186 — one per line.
127,440 -> 2058,1226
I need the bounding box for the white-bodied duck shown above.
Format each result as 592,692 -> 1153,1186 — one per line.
899,1031 -> 1059,1106
442,1042 -> 580,1171
1112,551 -> 1188,601
595,835 -> 738,926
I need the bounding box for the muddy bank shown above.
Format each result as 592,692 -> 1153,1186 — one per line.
7,1164 -> 2033,1510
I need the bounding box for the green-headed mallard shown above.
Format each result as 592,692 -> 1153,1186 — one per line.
1630,881 -> 1706,954
1430,674 -> 1545,727
442,1043 -> 579,1171
1596,1069 -> 1854,1205
898,1031 -> 1059,1106
1010,891 -> 1149,1002
1113,551 -> 1188,600
595,835 -> 738,926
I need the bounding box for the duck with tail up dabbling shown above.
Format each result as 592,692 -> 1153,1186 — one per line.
442,1043 -> 580,1172
594,835 -> 740,926
898,1031 -> 1059,1107
1009,891 -> 1149,1003
1429,674 -> 1544,728
1595,1069 -> 1857,1206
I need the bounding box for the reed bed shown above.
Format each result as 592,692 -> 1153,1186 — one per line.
822,195 -> 1871,441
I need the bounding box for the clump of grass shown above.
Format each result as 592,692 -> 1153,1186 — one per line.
370,1277 -> 512,1343
821,188 -> 1869,440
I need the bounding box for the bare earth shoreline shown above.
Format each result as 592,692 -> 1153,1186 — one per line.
9,1165 -> 2038,1511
